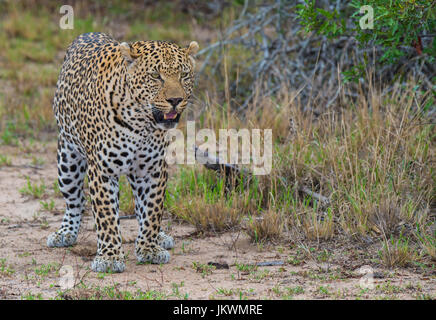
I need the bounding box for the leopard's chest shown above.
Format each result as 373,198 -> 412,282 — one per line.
133,136 -> 168,177
96,131 -> 167,177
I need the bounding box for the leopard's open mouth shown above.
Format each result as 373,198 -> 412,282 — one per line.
163,110 -> 178,120
152,109 -> 181,124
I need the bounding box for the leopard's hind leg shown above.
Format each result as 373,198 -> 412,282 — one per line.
47,136 -> 87,247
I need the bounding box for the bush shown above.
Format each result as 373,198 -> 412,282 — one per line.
297,0 -> 436,78
198,0 -> 435,111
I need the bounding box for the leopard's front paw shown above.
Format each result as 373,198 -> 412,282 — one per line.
91,255 -> 125,273
157,231 -> 174,250
136,246 -> 170,264
47,230 -> 77,247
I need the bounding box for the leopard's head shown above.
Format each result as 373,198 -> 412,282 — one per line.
120,40 -> 198,130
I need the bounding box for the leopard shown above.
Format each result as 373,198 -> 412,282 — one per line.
46,32 -> 199,273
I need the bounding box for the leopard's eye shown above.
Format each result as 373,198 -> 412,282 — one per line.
181,71 -> 190,79
149,72 -> 161,80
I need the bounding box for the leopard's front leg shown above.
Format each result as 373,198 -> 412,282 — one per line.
128,167 -> 171,265
87,163 -> 125,273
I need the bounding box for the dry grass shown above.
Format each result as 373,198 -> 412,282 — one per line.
380,236 -> 417,268
300,208 -> 335,241
415,223 -> 436,261
264,82 -> 434,240
245,209 -> 285,243
171,195 -> 255,233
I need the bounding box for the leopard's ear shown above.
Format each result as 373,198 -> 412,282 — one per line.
120,42 -> 140,65
186,41 -> 199,68
186,41 -> 199,56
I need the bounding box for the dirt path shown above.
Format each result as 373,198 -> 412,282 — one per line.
0,142 -> 434,300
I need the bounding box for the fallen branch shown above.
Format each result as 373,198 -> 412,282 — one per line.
194,146 -> 250,178
300,186 -> 330,206
194,146 -> 252,189
254,261 -> 284,267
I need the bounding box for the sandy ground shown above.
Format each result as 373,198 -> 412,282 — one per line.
0,142 -> 434,300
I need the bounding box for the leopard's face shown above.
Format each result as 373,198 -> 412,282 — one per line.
121,40 -> 199,130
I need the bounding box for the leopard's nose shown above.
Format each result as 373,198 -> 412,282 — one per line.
166,97 -> 183,108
